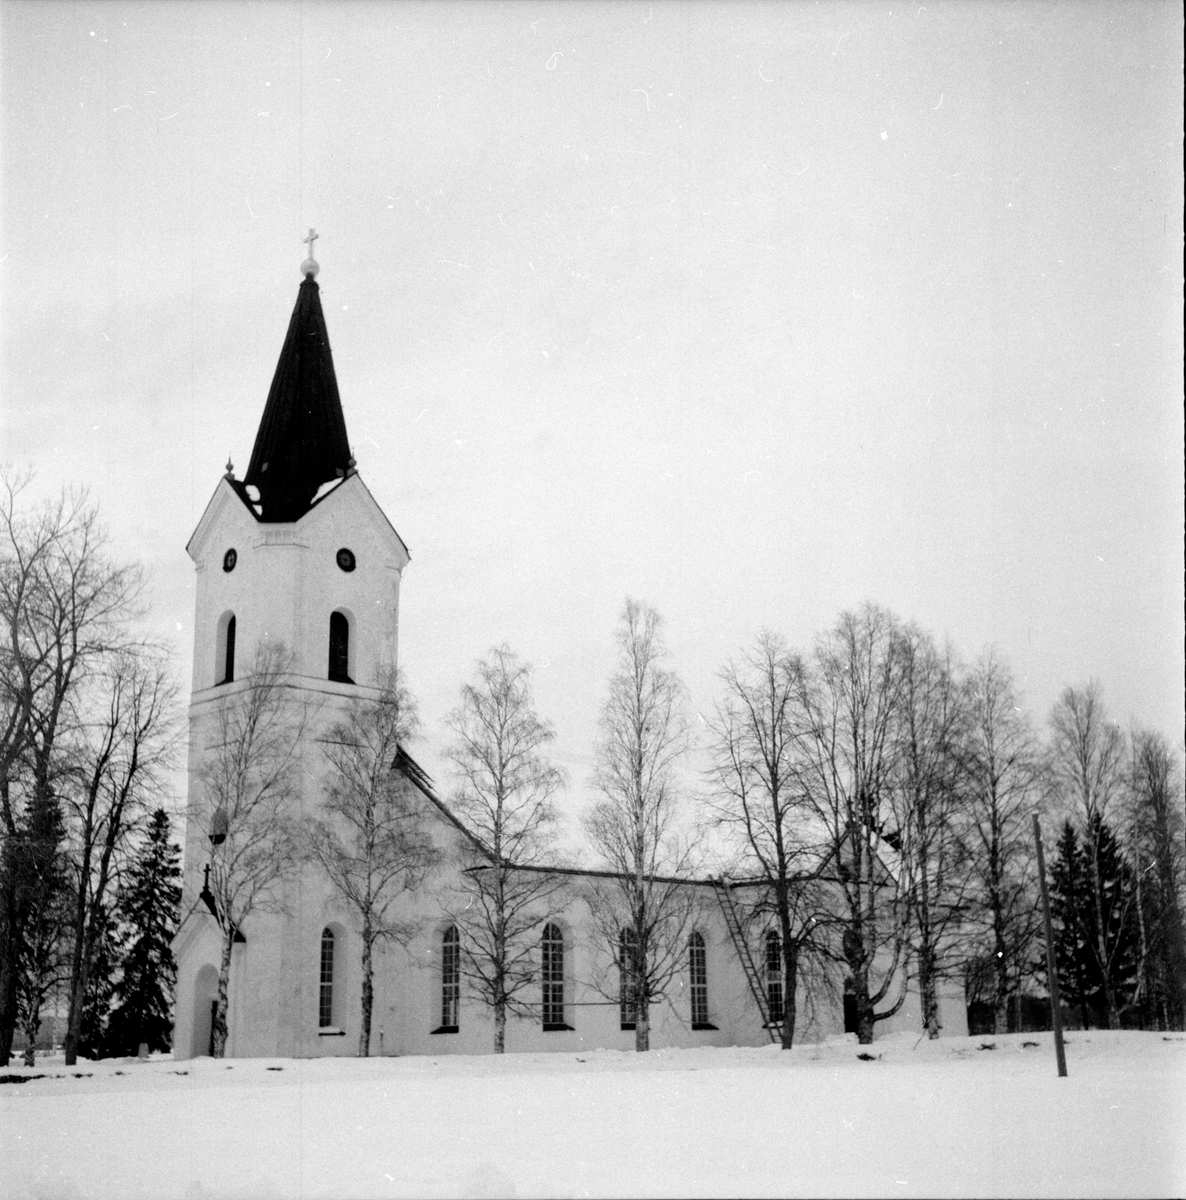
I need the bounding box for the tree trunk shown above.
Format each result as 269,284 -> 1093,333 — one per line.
0,918 -> 18,1067
919,944 -> 940,1039
636,1000 -> 650,1052
1154,848 -> 1186,1029
1088,840 -> 1121,1030
1134,863 -> 1150,1026
359,932 -> 373,1057
992,919 -> 1010,1036
211,930 -> 233,1058
856,1002 -> 875,1044
1,841 -> 29,1067
493,915 -> 507,1053
63,903 -> 92,1066
21,1004 -> 38,1067
916,828 -> 941,1039
853,962 -> 875,1045
780,941 -> 799,1049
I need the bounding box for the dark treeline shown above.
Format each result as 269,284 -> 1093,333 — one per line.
1,472 -> 182,1066
701,605 -> 1185,1042
4,463 -> 1181,1061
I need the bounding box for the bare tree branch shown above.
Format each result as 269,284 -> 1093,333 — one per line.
192,640 -> 306,1058
305,667 -> 439,1056
583,599 -> 697,1052
443,646 -> 568,1052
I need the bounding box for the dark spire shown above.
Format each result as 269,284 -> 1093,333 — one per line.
243,262 -> 352,522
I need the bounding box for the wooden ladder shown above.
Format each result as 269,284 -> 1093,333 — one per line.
714,877 -> 779,1042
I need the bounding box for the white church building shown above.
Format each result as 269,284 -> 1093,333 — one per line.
171,247 -> 967,1060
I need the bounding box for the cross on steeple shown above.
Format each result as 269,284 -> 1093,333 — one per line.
301,228 -> 320,278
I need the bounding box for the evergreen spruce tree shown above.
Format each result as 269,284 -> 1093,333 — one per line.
1082,815 -> 1141,1021
12,794 -> 70,1065
105,810 -> 181,1056
77,904 -> 118,1059
1048,817 -> 1142,1028
1049,821 -> 1099,1027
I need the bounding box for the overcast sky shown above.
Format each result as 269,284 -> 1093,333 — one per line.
2,0 -> 1182,831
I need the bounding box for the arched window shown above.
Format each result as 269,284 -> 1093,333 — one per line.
765,930 -> 785,1025
689,931 -> 710,1028
440,925 -> 460,1031
541,924 -> 567,1030
619,927 -> 640,1030
319,928 -> 335,1028
328,611 -> 352,683
217,613 -> 236,685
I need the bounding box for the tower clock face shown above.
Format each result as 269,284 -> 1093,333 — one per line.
223,549 -> 237,572
336,548 -> 356,572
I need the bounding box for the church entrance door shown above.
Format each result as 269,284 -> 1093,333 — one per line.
192,964 -> 219,1058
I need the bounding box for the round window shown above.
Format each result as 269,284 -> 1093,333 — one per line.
336,548 -> 356,573
223,549 -> 237,573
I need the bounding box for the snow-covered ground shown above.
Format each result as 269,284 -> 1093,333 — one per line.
2,1031 -> 1183,1199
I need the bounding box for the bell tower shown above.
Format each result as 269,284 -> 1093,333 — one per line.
173,238 -> 411,1058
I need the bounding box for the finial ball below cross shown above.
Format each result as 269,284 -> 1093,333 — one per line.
301,228 -> 320,278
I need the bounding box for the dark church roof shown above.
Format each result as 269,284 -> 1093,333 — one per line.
243,273 -> 352,522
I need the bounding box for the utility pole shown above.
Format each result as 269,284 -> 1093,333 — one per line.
1033,813 -> 1068,1078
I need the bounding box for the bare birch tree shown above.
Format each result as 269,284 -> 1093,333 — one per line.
789,604 -> 912,1045
1048,681 -> 1128,1029
1,471 -> 142,1065
1125,730 -> 1186,1029
444,646 -> 567,1052
706,631 -> 830,1047
306,669 -> 438,1056
195,640 -> 305,1058
960,650 -> 1043,1034
584,599 -> 696,1052
894,627 -> 971,1038
61,650 -> 179,1064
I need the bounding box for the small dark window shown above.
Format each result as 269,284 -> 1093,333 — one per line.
223,548 -> 237,572
319,929 -> 335,1028
619,927 -> 640,1030
219,615 -> 236,685
336,548 -> 356,572
328,612 -> 352,683
542,924 -> 568,1029
765,931 -> 785,1025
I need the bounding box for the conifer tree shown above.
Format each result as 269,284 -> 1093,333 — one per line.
105,809 -> 181,1056
76,904 -> 117,1059
1048,817 -> 1141,1028
1082,814 -> 1140,1018
1049,820 -> 1098,1028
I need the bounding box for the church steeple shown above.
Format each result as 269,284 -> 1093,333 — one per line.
243,233 -> 352,522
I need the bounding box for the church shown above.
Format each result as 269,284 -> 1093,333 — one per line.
171,242 -> 967,1060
